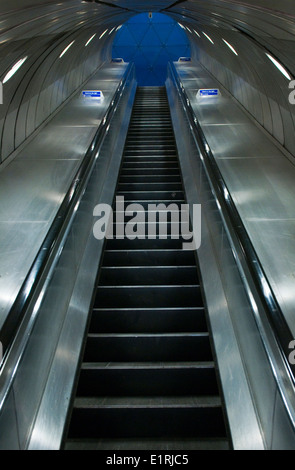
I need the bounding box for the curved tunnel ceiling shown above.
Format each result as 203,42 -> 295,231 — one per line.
0,0 -> 294,161
112,12 -> 191,86
1,0 -> 294,71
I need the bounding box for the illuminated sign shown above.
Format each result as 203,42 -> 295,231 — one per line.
199,89 -> 219,96
82,90 -> 103,99
197,88 -> 220,100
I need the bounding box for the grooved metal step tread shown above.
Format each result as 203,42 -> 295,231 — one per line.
64,437 -> 230,450
80,361 -> 215,369
87,332 -> 208,338
102,249 -> 196,266
119,175 -> 182,183
95,285 -> 200,290
122,157 -> 178,161
73,395 -> 222,409
118,183 -> 182,191
100,265 -> 196,269
89,306 -> 207,333
92,306 -> 204,311
122,158 -> 178,162
99,266 -> 199,286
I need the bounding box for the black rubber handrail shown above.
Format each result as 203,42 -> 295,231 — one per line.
168,61 -> 295,387
0,62 -> 134,356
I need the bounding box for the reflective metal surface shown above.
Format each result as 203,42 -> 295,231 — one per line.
166,69 -> 265,450
0,0 -> 294,452
175,61 -> 295,341
168,60 -> 295,449
0,63 -> 136,450
0,62 -> 128,338
27,69 -> 137,450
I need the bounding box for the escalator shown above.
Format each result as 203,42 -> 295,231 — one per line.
64,87 -> 231,450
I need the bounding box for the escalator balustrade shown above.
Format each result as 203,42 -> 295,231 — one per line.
64,87 -> 230,450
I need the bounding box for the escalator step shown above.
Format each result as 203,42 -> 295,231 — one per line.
105,238 -> 190,250
98,266 -> 199,285
76,362 -> 219,396
64,85 -> 229,450
83,333 -> 212,362
94,285 -> 202,308
68,396 -> 226,439
119,174 -> 182,182
65,437 -> 230,450
117,182 -> 183,191
89,307 -> 207,333
102,249 -> 196,266
116,190 -> 185,200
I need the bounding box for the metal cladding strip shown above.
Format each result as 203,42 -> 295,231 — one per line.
168,61 -> 295,441
0,64 -> 135,420
26,67 -> 137,451
63,86 -> 231,450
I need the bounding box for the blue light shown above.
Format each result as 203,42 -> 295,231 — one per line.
112,13 -> 190,86
199,89 -> 219,96
82,90 -> 102,98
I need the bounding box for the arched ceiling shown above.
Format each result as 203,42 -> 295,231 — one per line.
0,0 -> 294,160
0,0 -> 293,73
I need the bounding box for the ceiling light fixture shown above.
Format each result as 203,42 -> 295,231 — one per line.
266,53 -> 291,80
3,57 -> 28,83
85,34 -> 96,46
99,29 -> 108,39
222,38 -> 238,56
202,32 -> 214,44
59,41 -> 75,58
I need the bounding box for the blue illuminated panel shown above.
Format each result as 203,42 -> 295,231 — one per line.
82,90 -> 103,98
199,89 -> 219,96
112,13 -> 190,86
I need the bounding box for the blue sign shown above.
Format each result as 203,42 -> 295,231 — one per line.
200,88 -> 218,96
196,88 -> 220,100
199,89 -> 219,96
178,57 -> 191,62
82,90 -> 103,99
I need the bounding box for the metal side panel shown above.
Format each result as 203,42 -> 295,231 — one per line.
167,63 -> 295,449
173,61 -> 295,341
26,74 -> 137,451
166,72 -> 266,450
0,62 -> 128,336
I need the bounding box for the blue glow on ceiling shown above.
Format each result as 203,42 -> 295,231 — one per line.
112,12 -> 190,86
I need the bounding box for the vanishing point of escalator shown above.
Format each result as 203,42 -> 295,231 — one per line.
64,87 -> 230,450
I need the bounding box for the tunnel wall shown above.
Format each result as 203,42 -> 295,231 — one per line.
1,0 -> 295,163
0,2 -> 131,164
176,22 -> 295,158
